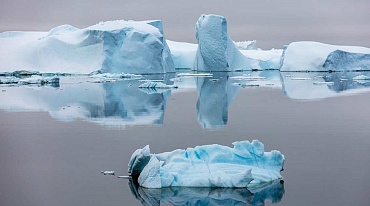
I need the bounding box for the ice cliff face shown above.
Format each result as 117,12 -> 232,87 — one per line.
128,140 -> 285,188
0,20 -> 174,74
280,41 -> 370,72
194,14 -> 279,71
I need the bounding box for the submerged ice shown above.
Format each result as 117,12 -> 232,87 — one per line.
128,140 -> 284,188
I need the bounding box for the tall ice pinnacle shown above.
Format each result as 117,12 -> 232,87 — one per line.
194,14 -> 261,71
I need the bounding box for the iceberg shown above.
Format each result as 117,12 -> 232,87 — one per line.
280,41 -> 370,72
0,20 -> 174,74
128,140 -> 285,188
129,178 -> 284,206
194,14 -> 281,71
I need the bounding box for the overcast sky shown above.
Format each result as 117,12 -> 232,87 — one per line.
1,0 -> 369,49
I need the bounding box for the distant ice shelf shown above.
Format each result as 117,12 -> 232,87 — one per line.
128,140 -> 285,188
280,41 -> 370,72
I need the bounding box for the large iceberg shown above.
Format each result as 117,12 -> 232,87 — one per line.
128,140 -> 284,188
0,20 -> 174,74
280,41 -> 370,72
194,14 -> 281,71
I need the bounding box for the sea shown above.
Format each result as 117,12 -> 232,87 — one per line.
1,70 -> 369,205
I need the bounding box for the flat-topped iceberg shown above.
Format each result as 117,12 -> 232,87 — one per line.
194,14 -> 281,71
128,140 -> 284,188
0,20 -> 174,74
280,41 -> 370,72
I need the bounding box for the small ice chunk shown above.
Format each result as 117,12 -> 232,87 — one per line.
290,77 -> 312,81
313,82 -> 334,85
353,75 -> 370,80
177,73 -> 213,77
101,171 -> 115,175
231,76 -> 267,81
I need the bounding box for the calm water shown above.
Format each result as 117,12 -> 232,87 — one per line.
1,71 -> 370,205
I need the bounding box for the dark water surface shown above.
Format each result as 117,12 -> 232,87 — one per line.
1,72 -> 370,205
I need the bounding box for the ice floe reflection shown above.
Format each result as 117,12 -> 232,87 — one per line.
128,178 -> 284,206
1,71 -> 370,128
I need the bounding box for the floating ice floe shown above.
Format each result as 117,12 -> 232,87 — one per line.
177,72 -> 213,77
0,75 -> 60,86
230,76 -> 267,81
353,75 -> 370,80
138,82 -> 178,89
89,73 -> 143,83
101,171 -> 115,175
128,140 -> 284,188
312,81 -> 334,85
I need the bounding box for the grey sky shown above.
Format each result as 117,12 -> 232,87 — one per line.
1,0 -> 369,49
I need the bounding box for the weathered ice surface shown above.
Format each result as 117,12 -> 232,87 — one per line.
194,14 -> 281,71
128,140 -> 284,188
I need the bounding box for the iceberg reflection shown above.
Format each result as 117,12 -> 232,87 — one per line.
2,71 -> 370,127
281,71 -> 370,100
0,73 -> 174,128
128,178 -> 284,206
196,71 -> 281,129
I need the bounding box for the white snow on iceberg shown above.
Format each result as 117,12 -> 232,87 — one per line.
194,14 -> 281,71
166,40 -> 198,69
0,20 -> 174,74
128,140 -> 284,188
280,41 -> 370,72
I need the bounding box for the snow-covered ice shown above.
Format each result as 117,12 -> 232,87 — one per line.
166,40 -> 197,69
128,140 -> 284,188
280,41 -> 370,72
0,20 -> 174,74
